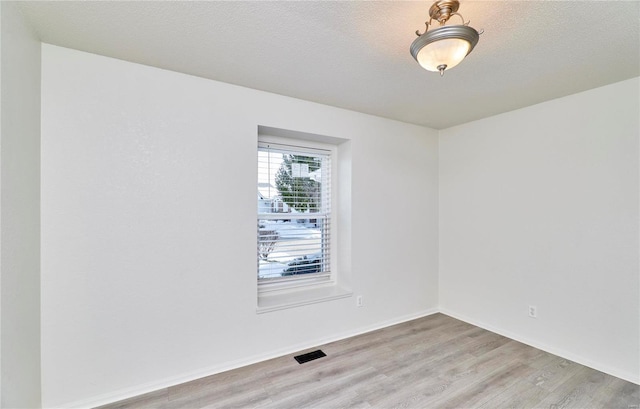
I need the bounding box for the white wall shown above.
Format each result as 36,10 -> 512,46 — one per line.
40,44 -> 439,407
439,78 -> 640,383
0,2 -> 42,407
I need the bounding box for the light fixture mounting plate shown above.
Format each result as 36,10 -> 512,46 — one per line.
429,0 -> 460,23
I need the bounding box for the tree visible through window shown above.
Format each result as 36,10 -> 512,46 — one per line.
258,142 -> 331,286
276,155 -> 322,213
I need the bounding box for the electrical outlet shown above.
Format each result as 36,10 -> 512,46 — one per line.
528,305 -> 537,318
356,295 -> 363,307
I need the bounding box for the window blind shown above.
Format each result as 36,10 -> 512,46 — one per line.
258,142 -> 331,286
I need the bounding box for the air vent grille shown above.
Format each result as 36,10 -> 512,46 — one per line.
294,350 -> 326,364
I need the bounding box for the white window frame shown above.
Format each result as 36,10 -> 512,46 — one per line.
257,136 -> 338,296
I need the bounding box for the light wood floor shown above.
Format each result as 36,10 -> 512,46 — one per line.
97,313 -> 639,409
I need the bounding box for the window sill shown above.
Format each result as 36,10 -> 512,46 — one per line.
257,284 -> 353,314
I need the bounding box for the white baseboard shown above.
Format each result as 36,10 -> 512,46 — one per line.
61,308 -> 438,409
438,307 -> 640,386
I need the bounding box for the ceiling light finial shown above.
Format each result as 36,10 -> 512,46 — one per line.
410,0 -> 480,76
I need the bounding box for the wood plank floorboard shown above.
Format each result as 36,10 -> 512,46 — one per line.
96,313 -> 639,409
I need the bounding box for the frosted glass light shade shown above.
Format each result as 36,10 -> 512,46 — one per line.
416,38 -> 470,71
410,25 -> 479,73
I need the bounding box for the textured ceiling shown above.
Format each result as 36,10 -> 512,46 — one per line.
18,1 -> 640,129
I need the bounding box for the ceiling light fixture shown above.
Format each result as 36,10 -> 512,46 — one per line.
410,0 -> 481,76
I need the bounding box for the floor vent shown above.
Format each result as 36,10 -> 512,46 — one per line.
294,349 -> 326,364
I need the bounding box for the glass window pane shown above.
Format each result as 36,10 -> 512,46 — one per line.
258,218 -> 325,279
258,143 -> 330,282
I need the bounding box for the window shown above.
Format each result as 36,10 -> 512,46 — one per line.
258,141 -> 332,291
